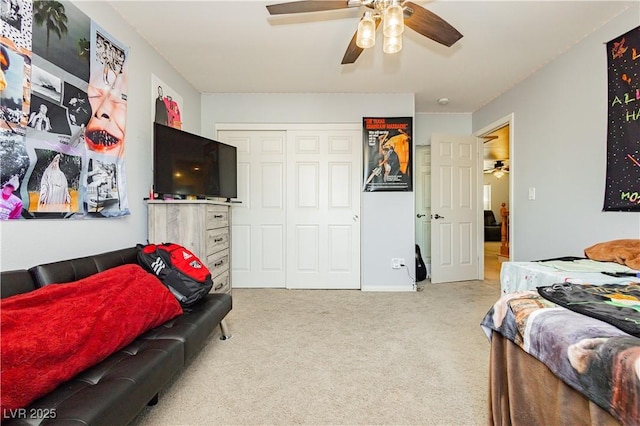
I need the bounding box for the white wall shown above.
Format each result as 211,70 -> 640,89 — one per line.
0,1 -> 202,270
473,4 -> 640,261
415,113 -> 472,146
201,93 -> 416,290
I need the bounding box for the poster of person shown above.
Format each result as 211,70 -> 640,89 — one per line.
84,158 -> 120,213
26,149 -> 81,214
362,117 -> 413,192
0,0 -> 130,220
152,73 -> 183,129
27,93 -> 71,135
0,129 -> 28,219
62,81 -> 90,127
604,25 -> 640,211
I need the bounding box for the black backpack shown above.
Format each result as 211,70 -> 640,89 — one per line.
137,243 -> 213,307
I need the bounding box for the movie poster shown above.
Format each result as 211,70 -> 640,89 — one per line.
604,25 -> 640,211
362,117 -> 412,192
0,0 -> 130,220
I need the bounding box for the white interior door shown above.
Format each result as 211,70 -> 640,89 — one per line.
286,128 -> 361,289
430,133 -> 480,283
217,130 -> 286,288
415,145 -> 431,278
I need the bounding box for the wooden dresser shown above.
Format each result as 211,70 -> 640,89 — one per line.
147,200 -> 231,294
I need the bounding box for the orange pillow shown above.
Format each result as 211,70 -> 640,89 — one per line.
584,239 -> 640,270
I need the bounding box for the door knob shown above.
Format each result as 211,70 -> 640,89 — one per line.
433,214 -> 445,219
417,214 -> 425,218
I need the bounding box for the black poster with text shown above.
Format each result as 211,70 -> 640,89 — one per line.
604,25 -> 640,211
362,117 -> 413,192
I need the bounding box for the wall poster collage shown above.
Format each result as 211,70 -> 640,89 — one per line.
604,25 -> 640,211
362,117 -> 412,192
0,0 -> 130,220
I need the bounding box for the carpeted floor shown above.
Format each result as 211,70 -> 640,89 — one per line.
132,279 -> 501,425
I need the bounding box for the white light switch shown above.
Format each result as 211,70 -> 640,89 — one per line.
528,187 -> 536,200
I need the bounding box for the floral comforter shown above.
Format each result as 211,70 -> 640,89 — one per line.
481,288 -> 640,425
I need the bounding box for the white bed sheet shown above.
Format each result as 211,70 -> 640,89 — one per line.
500,260 -> 640,294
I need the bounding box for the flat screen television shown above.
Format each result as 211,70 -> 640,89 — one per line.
153,123 -> 237,200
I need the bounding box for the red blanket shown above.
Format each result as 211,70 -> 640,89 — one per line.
1,264 -> 183,412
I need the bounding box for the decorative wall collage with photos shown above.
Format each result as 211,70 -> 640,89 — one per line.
0,0 -> 130,220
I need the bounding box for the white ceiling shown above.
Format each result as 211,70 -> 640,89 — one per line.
108,0 -> 635,113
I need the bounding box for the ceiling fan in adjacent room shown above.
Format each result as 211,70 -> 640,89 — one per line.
265,0 -> 463,64
484,160 -> 510,178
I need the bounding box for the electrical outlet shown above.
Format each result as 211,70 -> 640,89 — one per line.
392,258 -> 401,269
399,258 -> 405,267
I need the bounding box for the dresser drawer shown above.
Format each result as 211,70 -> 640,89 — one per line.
211,270 -> 230,294
206,227 -> 229,255
207,248 -> 229,278
206,205 -> 229,229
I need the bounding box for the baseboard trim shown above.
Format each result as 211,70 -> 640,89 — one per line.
361,285 -> 415,292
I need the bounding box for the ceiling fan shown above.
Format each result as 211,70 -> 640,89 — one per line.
265,0 -> 463,64
484,160 -> 510,177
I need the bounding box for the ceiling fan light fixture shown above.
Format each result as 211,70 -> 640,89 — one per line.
493,170 -> 505,179
356,12 -> 376,49
382,1 -> 404,37
383,33 -> 402,54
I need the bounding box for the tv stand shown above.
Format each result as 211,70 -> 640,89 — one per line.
147,199 -> 232,294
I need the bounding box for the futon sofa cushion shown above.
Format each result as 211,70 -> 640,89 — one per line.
1,264 -> 183,413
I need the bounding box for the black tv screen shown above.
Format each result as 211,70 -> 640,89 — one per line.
153,123 -> 237,199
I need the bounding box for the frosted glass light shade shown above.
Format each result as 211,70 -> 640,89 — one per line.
356,14 -> 376,48
383,3 -> 404,37
383,34 -> 402,54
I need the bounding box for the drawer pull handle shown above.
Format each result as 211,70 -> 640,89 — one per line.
214,260 -> 224,267
213,214 -> 224,218
214,283 -> 223,290
214,238 -> 224,242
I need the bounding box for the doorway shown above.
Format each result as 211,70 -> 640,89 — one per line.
477,116 -> 513,282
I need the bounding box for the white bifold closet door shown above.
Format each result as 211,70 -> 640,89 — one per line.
217,125 -> 361,290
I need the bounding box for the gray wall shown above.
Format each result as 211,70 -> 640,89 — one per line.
415,113 -> 472,146
473,4 -> 640,261
0,1 -> 202,270
200,93 -> 416,291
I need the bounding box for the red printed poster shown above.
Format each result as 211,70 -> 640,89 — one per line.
362,117 -> 413,192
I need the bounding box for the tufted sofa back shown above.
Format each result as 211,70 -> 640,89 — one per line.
1,247 -> 138,298
29,247 -> 138,287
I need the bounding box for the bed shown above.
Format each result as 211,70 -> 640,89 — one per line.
483,239 -> 640,425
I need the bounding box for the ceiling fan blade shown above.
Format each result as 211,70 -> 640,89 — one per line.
341,30 -> 364,64
341,19 -> 380,65
267,1 -> 355,15
403,1 -> 463,47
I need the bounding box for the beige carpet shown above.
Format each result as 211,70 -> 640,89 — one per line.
132,279 -> 501,426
